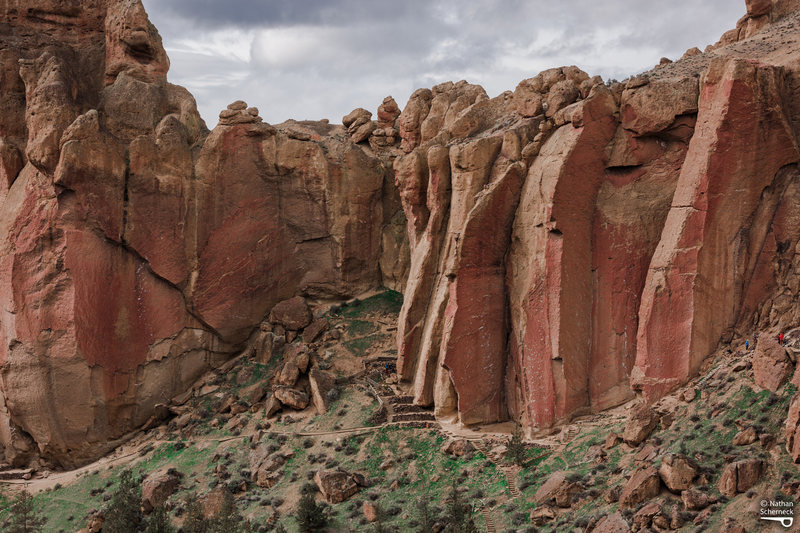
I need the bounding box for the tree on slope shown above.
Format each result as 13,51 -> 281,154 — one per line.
6,490 -> 47,533
144,504 -> 175,533
103,469 -> 144,533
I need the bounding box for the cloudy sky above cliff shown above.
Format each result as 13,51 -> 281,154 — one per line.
140,0 -> 743,126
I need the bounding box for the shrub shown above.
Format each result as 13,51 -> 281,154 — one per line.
506,424 -> 526,466
182,493 -> 208,533
103,470 -> 143,533
295,492 -> 328,532
442,478 -> 477,533
144,505 -> 175,533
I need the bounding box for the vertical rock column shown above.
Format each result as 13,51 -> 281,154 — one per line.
506,88 -> 617,429
633,58 -> 800,400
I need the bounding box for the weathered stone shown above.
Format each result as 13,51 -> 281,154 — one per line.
658,454 -> 698,492
593,512 -> 631,533
681,488 -> 711,510
634,59 -> 799,402
753,336 -> 794,392
377,96 -> 401,129
442,439 -> 474,457
733,426 -> 758,446
309,368 -> 335,414
264,395 -> 282,418
270,297 -> 313,331
273,387 -> 309,410
303,318 -> 329,343
632,502 -> 661,530
363,501 -> 378,522
786,394 -> 800,461
529,505 -> 557,525
623,405 -> 660,445
620,76 -> 698,135
141,469 -> 181,513
619,467 -> 661,508
534,471 -> 581,508
276,360 -> 301,387
718,459 -> 763,497
314,469 -> 358,503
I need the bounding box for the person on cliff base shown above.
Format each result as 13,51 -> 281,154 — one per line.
779,332 -> 785,346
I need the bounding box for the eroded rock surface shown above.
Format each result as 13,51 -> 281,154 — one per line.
0,0 -> 407,467
4,0 -> 800,466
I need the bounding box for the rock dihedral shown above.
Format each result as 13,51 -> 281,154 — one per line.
0,0 -> 405,467
395,0 -> 800,436
3,0 -> 800,467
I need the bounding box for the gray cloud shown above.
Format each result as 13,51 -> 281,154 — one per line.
142,0 -> 745,125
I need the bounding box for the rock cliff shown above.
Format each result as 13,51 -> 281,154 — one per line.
0,0 -> 403,467
2,0 -> 800,467
394,0 -> 800,436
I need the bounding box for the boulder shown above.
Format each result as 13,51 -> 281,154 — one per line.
753,336 -> 794,392
658,453 -> 698,492
309,368 -> 335,414
534,471 -> 581,508
623,405 -> 660,446
593,512 -> 631,533
718,458 -> 763,497
314,469 -> 358,503
273,387 -> 309,410
269,297 -> 313,331
264,395 -> 282,418
442,439 -> 474,457
141,469 -> 181,513
620,76 -> 699,135
276,360 -> 301,387
377,96 -> 401,129
363,501 -> 378,522
238,382 -> 267,406
604,433 -> 622,449
681,488 -> 711,510
303,318 -> 329,343
512,78 -> 544,117
632,502 -> 662,530
529,505 -> 556,525
746,0 -> 772,16
295,351 -> 311,373
343,108 -> 371,129
786,394 -> 800,461
733,426 -> 758,446
619,467 -> 661,508
545,80 -> 580,118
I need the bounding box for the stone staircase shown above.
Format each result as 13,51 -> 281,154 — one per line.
481,505 -> 496,533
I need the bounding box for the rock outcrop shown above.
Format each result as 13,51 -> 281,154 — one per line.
4,0 -> 800,466
0,0 -> 407,467
394,0 -> 800,436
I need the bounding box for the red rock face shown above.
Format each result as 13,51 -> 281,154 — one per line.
4,0 -> 800,465
396,6 -> 800,435
506,88 -> 617,428
0,0 -> 402,467
633,59 -> 800,400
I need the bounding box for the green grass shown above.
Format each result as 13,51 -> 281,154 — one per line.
345,318 -> 378,337
333,290 -> 403,318
344,333 -> 388,356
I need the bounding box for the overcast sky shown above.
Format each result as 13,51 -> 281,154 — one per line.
140,1 -> 744,126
